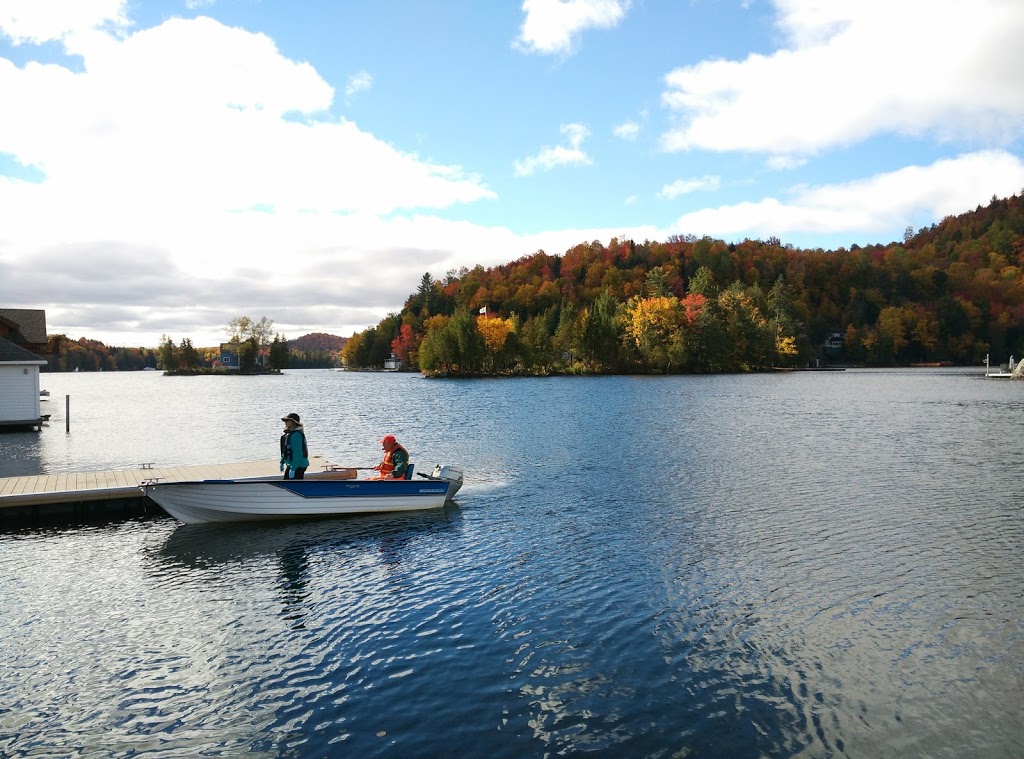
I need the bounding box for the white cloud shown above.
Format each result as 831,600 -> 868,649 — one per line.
0,16 -> 493,220
513,123 -> 592,176
0,0 -> 130,44
766,155 -> 807,170
345,70 -> 373,97
515,0 -> 631,56
660,0 -> 1024,156
659,176 -> 721,199
669,150 -> 1024,240
0,12 -> 502,345
613,121 -> 640,141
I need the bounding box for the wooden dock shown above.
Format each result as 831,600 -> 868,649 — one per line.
0,455 -> 329,514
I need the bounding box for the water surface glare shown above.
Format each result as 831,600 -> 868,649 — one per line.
1,369 -> 1022,757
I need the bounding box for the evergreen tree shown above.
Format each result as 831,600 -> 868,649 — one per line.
419,316 -> 458,374
238,337 -> 258,373
179,337 -> 200,369
416,272 -> 436,314
518,313 -> 555,372
157,334 -> 179,371
646,268 -> 670,297
553,302 -> 582,366
451,309 -> 486,373
269,334 -> 289,370
688,266 -> 718,298
581,290 -> 623,370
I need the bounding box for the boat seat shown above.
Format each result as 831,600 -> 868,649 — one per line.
404,464 -> 414,480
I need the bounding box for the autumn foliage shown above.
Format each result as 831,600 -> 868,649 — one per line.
342,193 -> 1024,375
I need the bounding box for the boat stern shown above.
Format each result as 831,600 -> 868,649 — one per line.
424,464 -> 463,501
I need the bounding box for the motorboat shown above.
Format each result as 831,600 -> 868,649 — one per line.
141,464 -> 464,524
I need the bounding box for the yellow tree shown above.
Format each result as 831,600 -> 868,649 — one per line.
626,296 -> 683,371
875,305 -> 910,360
477,315 -> 515,354
716,286 -> 773,371
477,315 -> 516,372
341,333 -> 364,367
776,335 -> 798,362
911,307 -> 940,360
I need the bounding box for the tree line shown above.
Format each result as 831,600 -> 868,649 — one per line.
343,192 -> 1024,375
43,317 -> 342,372
44,336 -> 162,372
157,316 -> 288,373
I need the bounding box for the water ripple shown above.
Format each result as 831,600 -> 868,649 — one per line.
2,370 -> 1023,757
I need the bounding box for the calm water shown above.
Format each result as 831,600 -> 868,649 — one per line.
1,369 -> 1022,757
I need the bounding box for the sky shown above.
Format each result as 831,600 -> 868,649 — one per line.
2,0 -> 1023,348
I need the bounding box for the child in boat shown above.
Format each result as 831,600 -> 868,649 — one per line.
280,413 -> 310,479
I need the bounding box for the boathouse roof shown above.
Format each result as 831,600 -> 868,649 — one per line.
0,309 -> 48,345
0,336 -> 47,364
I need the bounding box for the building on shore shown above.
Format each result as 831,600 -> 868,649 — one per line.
0,337 -> 49,430
219,342 -> 238,368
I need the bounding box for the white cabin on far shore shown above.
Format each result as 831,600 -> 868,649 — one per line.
0,337 -> 49,430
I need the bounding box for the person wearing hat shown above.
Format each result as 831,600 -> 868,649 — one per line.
372,434 -> 409,480
279,412 -> 310,480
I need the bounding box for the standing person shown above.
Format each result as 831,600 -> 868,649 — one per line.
373,434 -> 409,479
280,413 -> 309,480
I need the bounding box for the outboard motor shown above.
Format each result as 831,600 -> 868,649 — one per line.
420,464 -> 464,501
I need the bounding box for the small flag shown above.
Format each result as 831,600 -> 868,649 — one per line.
479,306 -> 487,315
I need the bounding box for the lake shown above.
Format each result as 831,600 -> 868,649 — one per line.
1,368 -> 1022,757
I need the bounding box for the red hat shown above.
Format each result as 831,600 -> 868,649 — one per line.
380,434 -> 396,447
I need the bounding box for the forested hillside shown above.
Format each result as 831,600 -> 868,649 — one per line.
288,332 -> 347,368
43,336 -> 162,372
343,193 -> 1024,375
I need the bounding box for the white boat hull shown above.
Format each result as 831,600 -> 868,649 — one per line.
143,478 -> 453,524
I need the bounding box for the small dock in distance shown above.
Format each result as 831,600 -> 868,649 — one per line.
0,456 -> 328,522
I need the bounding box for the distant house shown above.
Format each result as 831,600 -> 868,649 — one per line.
0,337 -> 48,429
384,353 -> 402,371
823,331 -> 844,351
219,342 -> 268,369
0,308 -> 48,353
219,343 -> 238,368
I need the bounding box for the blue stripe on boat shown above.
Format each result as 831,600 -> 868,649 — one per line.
271,480 -> 448,499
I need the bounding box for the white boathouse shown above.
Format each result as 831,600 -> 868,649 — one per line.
0,337 -> 48,430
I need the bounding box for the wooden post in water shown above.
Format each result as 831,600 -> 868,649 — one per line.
66,394 -> 70,432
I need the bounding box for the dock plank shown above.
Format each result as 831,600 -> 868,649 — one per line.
0,456 -> 325,511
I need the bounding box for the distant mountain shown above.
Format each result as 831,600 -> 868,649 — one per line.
288,332 -> 348,353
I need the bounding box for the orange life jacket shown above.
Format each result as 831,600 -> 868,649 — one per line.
378,443 -> 409,478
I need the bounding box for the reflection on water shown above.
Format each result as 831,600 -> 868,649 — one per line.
154,510 -> 460,570
1,369 -> 1022,757
152,511 -> 464,631
0,433 -> 43,478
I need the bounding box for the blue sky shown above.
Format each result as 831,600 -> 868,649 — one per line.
2,0 -> 1023,347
